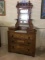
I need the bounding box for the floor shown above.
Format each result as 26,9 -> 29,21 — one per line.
0,45 -> 45,60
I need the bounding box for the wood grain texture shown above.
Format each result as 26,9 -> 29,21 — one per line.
8,28 -> 36,57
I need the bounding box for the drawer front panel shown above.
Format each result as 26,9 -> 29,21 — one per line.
8,31 -> 35,41
9,44 -> 32,54
8,31 -> 28,39
8,37 -> 33,46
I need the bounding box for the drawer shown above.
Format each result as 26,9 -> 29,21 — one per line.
8,37 -> 33,45
8,31 -> 34,40
9,38 -> 25,44
9,44 -> 32,53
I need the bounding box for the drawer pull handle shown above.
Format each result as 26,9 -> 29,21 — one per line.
28,37 -> 30,39
28,42 -> 30,44
12,46 -> 14,49
12,35 -> 13,37
12,40 -> 14,43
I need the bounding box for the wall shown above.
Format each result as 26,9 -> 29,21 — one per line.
0,0 -> 45,28
0,0 -> 45,48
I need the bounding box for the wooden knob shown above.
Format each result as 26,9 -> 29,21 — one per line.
12,35 -> 13,37
28,49 -> 30,51
28,42 -> 30,44
12,46 -> 14,49
28,37 -> 30,39
12,40 -> 14,43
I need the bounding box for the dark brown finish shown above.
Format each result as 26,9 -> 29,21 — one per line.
8,28 -> 36,57
8,1 -> 36,57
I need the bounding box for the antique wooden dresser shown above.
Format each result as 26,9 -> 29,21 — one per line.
8,1 -> 36,57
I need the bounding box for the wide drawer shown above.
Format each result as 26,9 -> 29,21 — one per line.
8,44 -> 33,54
8,36 -> 34,45
8,31 -> 35,40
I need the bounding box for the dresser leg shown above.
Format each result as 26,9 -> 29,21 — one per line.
32,52 -> 35,57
